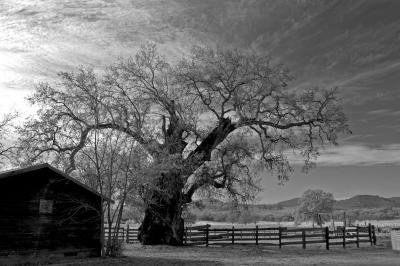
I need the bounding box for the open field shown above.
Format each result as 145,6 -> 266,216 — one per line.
48,243 -> 400,266
188,219 -> 400,228
122,219 -> 400,232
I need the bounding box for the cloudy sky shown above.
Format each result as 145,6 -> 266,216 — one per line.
1,0 -> 400,203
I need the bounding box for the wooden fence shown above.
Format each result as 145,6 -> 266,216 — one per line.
104,225 -> 138,244
184,224 -> 377,249
105,224 -> 376,249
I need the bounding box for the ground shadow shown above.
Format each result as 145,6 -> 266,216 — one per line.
48,256 -> 222,266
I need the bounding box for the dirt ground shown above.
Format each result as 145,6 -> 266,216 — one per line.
46,243 -> 400,266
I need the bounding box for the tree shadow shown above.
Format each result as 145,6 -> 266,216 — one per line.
39,256 -> 223,266
101,256 -> 223,265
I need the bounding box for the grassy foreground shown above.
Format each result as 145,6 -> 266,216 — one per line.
50,243 -> 400,266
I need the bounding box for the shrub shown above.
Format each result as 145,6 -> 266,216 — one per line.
106,238 -> 125,257
197,211 -> 215,221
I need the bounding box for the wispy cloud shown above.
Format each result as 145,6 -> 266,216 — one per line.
366,109 -> 390,115
334,61 -> 400,88
365,109 -> 400,117
0,0 -> 197,115
312,144 -> 400,166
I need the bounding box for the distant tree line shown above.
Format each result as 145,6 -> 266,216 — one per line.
160,206 -> 400,225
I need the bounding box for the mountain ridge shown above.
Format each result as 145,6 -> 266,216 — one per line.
189,194 -> 400,223
270,194 -> 400,210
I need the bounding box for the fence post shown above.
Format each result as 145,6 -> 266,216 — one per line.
372,225 -> 376,245
325,227 -> 329,250
255,225 -> 258,245
302,229 -> 306,249
368,223 -> 372,246
126,224 -> 130,244
278,227 -> 282,249
185,227 -> 187,245
232,226 -> 235,245
342,226 -> 346,248
206,224 -> 209,247
356,226 -> 359,248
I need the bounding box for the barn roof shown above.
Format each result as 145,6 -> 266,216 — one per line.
0,163 -> 113,201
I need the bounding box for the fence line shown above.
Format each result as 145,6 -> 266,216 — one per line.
104,225 -> 139,244
184,224 -> 377,249
105,223 -> 377,248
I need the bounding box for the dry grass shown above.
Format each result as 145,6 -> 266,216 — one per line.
48,242 -> 400,266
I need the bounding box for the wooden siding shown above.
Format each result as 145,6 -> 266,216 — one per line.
0,167 -> 102,258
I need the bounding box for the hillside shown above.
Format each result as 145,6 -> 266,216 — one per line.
270,195 -> 400,210
186,194 -> 400,223
388,197 -> 400,205
275,198 -> 301,208
334,195 -> 399,210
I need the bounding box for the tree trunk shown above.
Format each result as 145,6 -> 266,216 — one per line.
137,202 -> 184,245
137,118 -> 236,245
137,171 -> 185,245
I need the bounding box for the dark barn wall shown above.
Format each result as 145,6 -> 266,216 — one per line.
0,168 -> 102,258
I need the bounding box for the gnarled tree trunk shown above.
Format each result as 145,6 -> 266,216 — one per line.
137,118 -> 236,245
137,171 -> 185,245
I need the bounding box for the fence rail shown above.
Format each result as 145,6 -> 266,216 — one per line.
105,223 -> 376,249
126,225 -> 139,244
184,224 -> 377,249
104,227 -> 125,242
104,225 -> 139,244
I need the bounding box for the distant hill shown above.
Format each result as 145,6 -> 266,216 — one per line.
186,194 -> 400,223
334,195 -> 399,210
271,195 -> 400,210
275,198 -> 300,208
388,197 -> 400,205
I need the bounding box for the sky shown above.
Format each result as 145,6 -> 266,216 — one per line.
0,0 -> 399,203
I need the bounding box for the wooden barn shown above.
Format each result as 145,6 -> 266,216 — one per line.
0,163 -> 110,260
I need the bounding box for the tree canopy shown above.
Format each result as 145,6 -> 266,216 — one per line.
0,112 -> 18,169
295,189 -> 335,226
19,44 -> 347,200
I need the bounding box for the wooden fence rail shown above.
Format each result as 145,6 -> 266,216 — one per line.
126,225 -> 139,244
104,225 -> 139,244
104,227 -> 126,242
184,224 -> 376,249
106,223 -> 376,249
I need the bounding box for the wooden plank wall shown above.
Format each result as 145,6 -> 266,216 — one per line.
0,169 -> 102,258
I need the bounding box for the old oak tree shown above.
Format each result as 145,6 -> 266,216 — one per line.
19,44 -> 348,245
